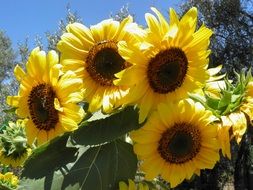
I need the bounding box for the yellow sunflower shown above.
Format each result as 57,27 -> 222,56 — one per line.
0,148 -> 31,167
217,116 -> 232,159
224,112 -> 247,144
0,172 -> 19,189
114,7 -> 212,123
57,16 -> 142,113
0,119 -> 32,167
119,179 -> 149,190
226,81 -> 253,145
198,74 -> 253,158
7,47 -> 84,146
131,99 -> 220,188
216,111 -> 247,159
240,81 -> 253,121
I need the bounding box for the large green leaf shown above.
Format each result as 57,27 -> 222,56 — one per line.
21,133 -> 78,179
71,106 -> 141,145
20,140 -> 137,190
62,140 -> 137,190
18,172 -> 65,190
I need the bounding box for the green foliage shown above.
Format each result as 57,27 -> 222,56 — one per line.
0,31 -> 17,124
0,81 -> 18,124
62,140 -> 137,190
0,122 -> 27,156
20,140 -> 137,190
0,184 -> 16,190
0,31 -> 16,83
21,134 -> 78,179
17,37 -> 29,64
20,107 -> 140,190
72,106 -> 141,145
191,70 -> 252,117
110,4 -> 134,22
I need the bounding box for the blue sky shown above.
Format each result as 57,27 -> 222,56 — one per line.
0,0 -> 182,49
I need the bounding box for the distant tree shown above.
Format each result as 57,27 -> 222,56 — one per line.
0,31 -> 17,123
110,4 -> 134,22
181,0 -> 253,76
17,37 -> 29,65
0,31 -> 16,83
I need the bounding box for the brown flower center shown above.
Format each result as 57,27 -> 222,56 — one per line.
158,122 -> 201,164
86,40 -> 126,86
28,84 -> 58,131
147,48 -> 188,94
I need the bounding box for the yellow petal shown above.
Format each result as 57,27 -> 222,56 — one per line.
54,98 -> 63,112
128,179 -> 136,190
133,143 -> 157,157
50,64 -> 63,87
6,96 -> 20,107
14,65 -> 26,82
118,181 -> 128,190
142,155 -> 163,180
37,130 -> 48,146
46,50 -> 59,76
114,15 -> 133,40
139,90 -> 154,123
59,114 -> 78,131
67,23 -> 95,46
25,120 -> 39,145
151,7 -> 169,34
88,87 -> 104,113
63,103 -> 85,123
169,8 -> 179,26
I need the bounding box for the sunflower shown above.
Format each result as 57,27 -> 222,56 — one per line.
7,47 -> 84,146
0,148 -> 31,167
0,172 -> 19,189
0,119 -> 31,167
131,99 -> 220,188
224,81 -> 253,145
114,7 -> 212,123
215,88 -> 252,158
119,179 -> 149,190
217,116 -> 232,159
216,111 -> 247,159
240,81 -> 253,121
229,112 -> 247,144
203,75 -> 253,149
57,16 -> 142,113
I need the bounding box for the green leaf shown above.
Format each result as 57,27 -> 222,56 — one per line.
231,94 -> 242,103
18,172 -> 65,190
62,140 -> 137,190
71,106 -> 141,145
205,94 -> 220,110
0,184 -> 15,190
3,107 -> 16,113
218,90 -> 232,109
20,140 -> 137,190
189,93 -> 220,117
21,133 -> 78,179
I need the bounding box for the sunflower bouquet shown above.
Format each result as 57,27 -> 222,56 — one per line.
3,6 -> 253,190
